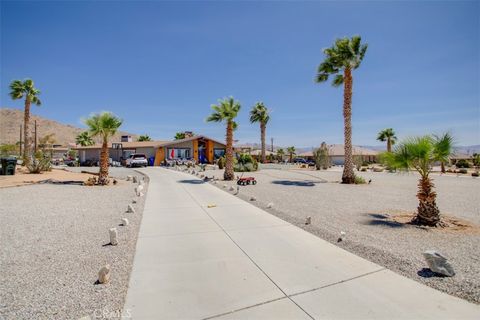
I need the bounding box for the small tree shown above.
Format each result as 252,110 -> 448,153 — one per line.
353,154 -> 363,171
138,135 -> 152,141
313,142 -> 330,170
84,112 -> 123,185
382,134 -> 453,226
287,146 -> 296,163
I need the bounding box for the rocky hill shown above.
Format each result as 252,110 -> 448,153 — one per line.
0,108 -> 138,146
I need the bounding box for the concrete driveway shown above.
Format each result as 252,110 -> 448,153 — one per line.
124,167 -> 479,319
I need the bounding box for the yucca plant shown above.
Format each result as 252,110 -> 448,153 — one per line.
206,97 -> 241,180
84,112 -> 123,185
382,134 -> 453,226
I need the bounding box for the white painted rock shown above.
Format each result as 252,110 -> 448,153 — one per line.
223,184 -> 227,188
121,218 -> 129,226
250,196 -> 256,201
132,176 -> 138,183
337,231 -> 346,242
135,184 -> 144,196
98,264 -> 111,284
229,186 -> 235,191
267,202 -> 274,208
305,216 -> 312,225
423,250 -> 455,277
109,228 -> 118,246
126,175 -> 132,181
127,204 -> 135,213
139,192 -> 145,197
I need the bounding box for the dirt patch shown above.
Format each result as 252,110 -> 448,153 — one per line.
381,210 -> 480,235
0,167 -> 124,188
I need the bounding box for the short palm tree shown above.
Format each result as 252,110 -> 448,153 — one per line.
249,102 -> 270,163
206,97 -> 241,180
383,134 -> 453,226
9,79 -> 42,165
138,135 -> 152,141
84,112 -> 123,185
316,36 -> 368,184
433,132 -> 454,173
276,148 -> 285,162
76,131 -> 95,146
287,146 -> 296,163
377,128 -> 397,152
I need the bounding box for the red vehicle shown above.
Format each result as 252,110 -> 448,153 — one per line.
237,176 -> 257,186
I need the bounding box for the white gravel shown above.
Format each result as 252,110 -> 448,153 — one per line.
0,169 -> 147,319
189,166 -> 480,304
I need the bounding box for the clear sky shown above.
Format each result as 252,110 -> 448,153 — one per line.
1,0 -> 479,147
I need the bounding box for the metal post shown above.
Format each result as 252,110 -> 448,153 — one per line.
34,120 -> 38,153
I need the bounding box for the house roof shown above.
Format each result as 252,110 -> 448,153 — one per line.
249,149 -> 276,156
298,145 -> 379,157
72,135 -> 225,150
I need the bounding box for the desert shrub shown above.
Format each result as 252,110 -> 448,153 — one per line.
471,172 -> 479,177
458,168 -> 468,174
27,151 -> 52,173
354,175 -> 366,184
473,154 -> 480,167
456,159 -> 471,168
353,155 -> 363,171
217,156 -> 225,169
234,153 -> 257,172
313,142 -> 330,170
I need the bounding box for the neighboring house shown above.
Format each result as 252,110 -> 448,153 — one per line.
449,152 -> 472,165
299,144 -> 379,165
73,135 -> 226,166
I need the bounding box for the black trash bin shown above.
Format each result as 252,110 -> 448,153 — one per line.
0,157 -> 17,175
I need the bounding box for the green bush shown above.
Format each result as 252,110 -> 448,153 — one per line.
217,156 -> 225,169
354,175 -> 366,184
456,159 -> 471,168
234,153 -> 258,172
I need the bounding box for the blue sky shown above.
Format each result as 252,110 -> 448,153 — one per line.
1,0 -> 479,147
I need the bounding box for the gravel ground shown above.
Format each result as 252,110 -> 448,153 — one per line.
0,169 -> 147,320
179,165 -> 480,304
61,166 -> 138,180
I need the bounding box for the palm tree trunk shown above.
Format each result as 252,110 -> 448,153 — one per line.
260,123 -> 266,163
23,97 -> 31,165
98,138 -> 110,185
224,121 -> 234,180
387,138 -> 392,153
414,175 -> 440,226
342,67 -> 355,184
441,162 -> 445,173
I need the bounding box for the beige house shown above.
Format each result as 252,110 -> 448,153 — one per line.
299,144 -> 379,165
74,135 -> 226,166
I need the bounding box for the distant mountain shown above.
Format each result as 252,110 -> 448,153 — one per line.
0,108 -> 138,146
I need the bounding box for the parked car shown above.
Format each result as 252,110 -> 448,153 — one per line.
126,154 -> 148,167
293,158 -> 307,164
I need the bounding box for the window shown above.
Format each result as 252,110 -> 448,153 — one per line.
214,148 -> 225,159
167,148 -> 191,159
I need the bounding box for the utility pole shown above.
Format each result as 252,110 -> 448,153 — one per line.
271,137 -> 274,152
34,120 -> 38,153
19,124 -> 23,157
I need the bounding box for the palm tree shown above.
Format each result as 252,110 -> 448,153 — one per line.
316,36 -> 368,184
174,132 -> 186,140
84,112 -> 123,185
433,132 -> 454,173
206,97 -> 241,180
138,135 -> 152,141
9,79 -> 42,165
249,102 -> 270,163
287,146 -> 296,163
383,134 -> 453,226
76,131 -> 95,146
377,128 -> 397,153
276,148 -> 285,162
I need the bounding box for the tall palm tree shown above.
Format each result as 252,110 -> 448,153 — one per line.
76,131 -> 95,146
9,79 -> 42,165
138,134 -> 152,141
287,146 -> 296,163
84,112 -> 123,185
377,128 -> 397,152
316,36 -> 368,184
174,132 -> 186,140
249,102 -> 270,163
383,134 -> 453,226
433,132 -> 454,173
206,97 -> 241,180
276,148 -> 285,162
